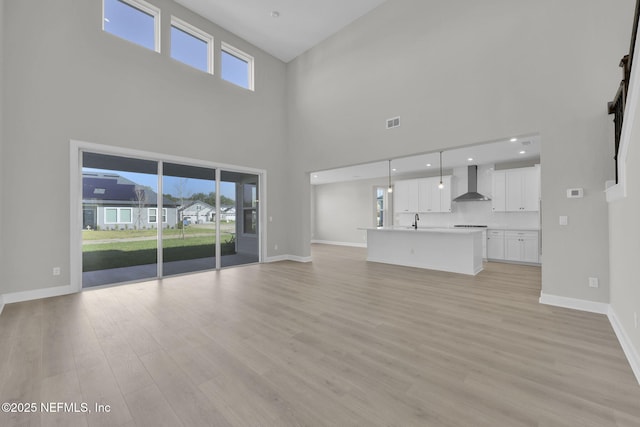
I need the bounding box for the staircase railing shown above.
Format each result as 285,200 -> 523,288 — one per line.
608,0 -> 640,183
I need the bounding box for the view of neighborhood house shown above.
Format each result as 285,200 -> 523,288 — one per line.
83,172 -> 179,230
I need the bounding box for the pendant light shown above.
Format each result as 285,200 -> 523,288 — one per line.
438,151 -> 444,189
387,159 -> 393,193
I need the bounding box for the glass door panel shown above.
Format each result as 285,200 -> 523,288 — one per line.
375,187 -> 385,227
162,163 -> 216,276
220,171 -> 259,267
82,152 -> 159,287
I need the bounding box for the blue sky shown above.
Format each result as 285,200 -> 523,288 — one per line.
84,168 -> 236,199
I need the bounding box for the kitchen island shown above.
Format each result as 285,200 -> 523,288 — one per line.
363,227 -> 484,275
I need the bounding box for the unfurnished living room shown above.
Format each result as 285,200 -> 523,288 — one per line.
1,0 -> 640,426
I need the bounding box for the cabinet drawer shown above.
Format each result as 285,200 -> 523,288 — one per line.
505,231 -> 538,239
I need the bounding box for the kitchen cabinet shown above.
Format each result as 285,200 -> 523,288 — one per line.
487,230 -> 505,260
395,176 -> 451,214
417,178 -> 431,212
439,176 -> 452,213
491,171 -> 507,212
394,179 -> 418,213
504,231 -> 539,263
418,176 -> 452,213
487,229 -> 539,264
506,167 -> 539,211
492,166 -> 539,212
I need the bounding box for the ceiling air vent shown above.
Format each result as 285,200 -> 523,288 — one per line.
386,116 -> 400,129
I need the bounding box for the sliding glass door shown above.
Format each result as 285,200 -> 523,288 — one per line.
82,152 -> 159,287
220,171 -> 259,268
162,163 -> 217,276
80,150 -> 261,287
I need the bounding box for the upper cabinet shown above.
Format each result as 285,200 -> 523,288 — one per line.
492,166 -> 540,212
395,176 -> 452,214
394,179 -> 419,213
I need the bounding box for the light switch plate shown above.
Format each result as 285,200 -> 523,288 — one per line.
559,216 -> 568,226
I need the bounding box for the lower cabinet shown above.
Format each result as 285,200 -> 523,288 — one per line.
505,231 -> 539,263
487,229 -> 540,264
487,230 -> 504,260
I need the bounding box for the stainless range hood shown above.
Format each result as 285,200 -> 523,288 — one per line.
453,165 -> 491,202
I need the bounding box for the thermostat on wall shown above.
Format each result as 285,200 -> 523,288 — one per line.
567,188 -> 583,198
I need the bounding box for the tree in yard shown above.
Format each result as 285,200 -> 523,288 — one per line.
134,186 -> 147,230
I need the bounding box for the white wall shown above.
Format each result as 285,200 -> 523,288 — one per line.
313,177 -> 388,245
0,0 -> 4,297
609,88 -> 640,372
1,0 -> 287,294
288,0 -> 634,305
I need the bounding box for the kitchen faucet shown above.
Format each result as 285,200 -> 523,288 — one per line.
413,213 -> 420,229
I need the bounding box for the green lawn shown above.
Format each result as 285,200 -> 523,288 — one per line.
82,226 -> 218,241
82,234 -> 235,272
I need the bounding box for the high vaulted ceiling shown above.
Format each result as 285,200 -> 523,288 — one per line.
174,0 -> 388,62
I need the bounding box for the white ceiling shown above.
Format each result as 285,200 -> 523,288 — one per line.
174,0 -> 388,63
311,136 -> 541,185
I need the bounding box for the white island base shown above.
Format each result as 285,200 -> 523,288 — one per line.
365,228 -> 484,275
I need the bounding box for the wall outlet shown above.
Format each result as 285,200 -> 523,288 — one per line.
274,244 -> 278,251
52,267 -> 61,276
559,216 -> 568,226
588,277 -> 598,288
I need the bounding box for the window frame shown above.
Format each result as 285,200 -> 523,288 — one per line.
104,207 -> 134,224
170,16 -> 215,74
241,183 -> 257,235
221,42 -> 255,91
148,207 -> 168,224
102,0 -> 161,53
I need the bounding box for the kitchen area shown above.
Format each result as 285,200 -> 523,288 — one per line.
310,136 -> 542,275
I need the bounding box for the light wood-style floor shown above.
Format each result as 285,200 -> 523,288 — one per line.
1,244 -> 639,426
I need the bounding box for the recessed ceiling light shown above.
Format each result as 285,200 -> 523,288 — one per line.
519,150 -> 526,154
312,174 -> 318,178
426,163 -> 432,167
271,11 -> 280,18
510,138 -> 518,142
467,157 -> 474,162
392,168 -> 397,172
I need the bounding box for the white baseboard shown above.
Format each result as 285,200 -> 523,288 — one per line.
0,294 -> 4,316
311,240 -> 367,248
264,254 -> 313,263
2,284 -> 75,305
538,292 -> 609,314
608,306 -> 640,385
286,255 -> 312,263
264,255 -> 289,263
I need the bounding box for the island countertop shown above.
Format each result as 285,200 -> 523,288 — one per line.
359,226 -> 485,234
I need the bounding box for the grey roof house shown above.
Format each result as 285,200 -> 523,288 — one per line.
82,172 -> 179,230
